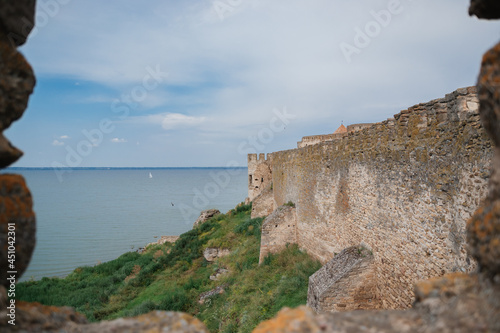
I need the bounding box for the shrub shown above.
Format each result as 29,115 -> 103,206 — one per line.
157,288 -> 191,312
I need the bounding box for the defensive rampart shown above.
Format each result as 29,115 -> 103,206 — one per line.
262,87 -> 493,308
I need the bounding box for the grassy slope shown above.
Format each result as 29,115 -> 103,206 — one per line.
17,203 -> 321,333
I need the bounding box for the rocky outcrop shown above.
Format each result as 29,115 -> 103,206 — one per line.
209,268 -> 229,281
203,247 -> 230,262
144,235 -> 179,250
198,284 -> 228,305
469,0 -> 500,19
467,36 -> 500,277
193,209 -> 220,228
0,17 -> 36,168
2,301 -> 208,333
0,1 -> 36,47
0,0 -> 36,291
0,175 -> 36,288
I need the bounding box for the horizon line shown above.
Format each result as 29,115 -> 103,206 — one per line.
5,166 -> 248,170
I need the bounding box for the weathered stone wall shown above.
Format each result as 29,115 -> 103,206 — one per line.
258,205 -> 298,264
251,185 -> 275,218
297,133 -> 346,148
271,87 -> 493,308
346,123 -> 373,133
247,153 -> 272,201
307,246 -> 380,313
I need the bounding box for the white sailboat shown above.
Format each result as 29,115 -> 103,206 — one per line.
149,172 -> 153,179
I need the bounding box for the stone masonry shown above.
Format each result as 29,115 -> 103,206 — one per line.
247,153 -> 272,201
258,205 -> 298,264
307,246 -> 380,313
251,184 -> 275,218
253,87 -> 492,309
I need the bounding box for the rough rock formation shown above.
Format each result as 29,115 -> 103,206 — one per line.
0,16 -> 36,166
467,41 -> 500,276
1,302 -> 208,333
193,209 -> 220,228
198,284 -> 228,305
0,0 -> 37,290
469,0 -> 500,19
144,235 -> 179,249
0,175 -> 36,288
203,247 -> 230,262
209,268 -> 229,281
0,1 -> 36,47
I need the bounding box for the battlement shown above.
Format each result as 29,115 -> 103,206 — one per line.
248,153 -> 273,201
248,153 -> 272,163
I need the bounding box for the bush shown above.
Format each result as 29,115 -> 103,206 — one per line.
157,288 -> 191,312
125,300 -> 157,317
234,217 -> 264,238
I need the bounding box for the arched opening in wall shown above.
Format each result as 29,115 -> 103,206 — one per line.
261,177 -> 264,182
249,175 -> 253,184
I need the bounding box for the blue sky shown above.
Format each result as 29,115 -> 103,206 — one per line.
6,0 -> 500,167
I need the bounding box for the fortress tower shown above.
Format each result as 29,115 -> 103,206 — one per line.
247,153 -> 272,201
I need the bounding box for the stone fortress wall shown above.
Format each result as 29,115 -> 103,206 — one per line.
252,87 -> 493,309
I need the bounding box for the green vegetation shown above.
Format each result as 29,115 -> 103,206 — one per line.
17,203 -> 321,332
284,201 -> 296,208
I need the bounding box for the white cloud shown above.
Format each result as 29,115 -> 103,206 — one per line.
161,113 -> 207,130
125,112 -> 207,130
59,135 -> 70,140
52,140 -> 64,146
111,138 -> 128,143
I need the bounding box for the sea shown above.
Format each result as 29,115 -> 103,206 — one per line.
6,168 -> 248,282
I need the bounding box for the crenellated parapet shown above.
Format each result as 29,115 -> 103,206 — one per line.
248,153 -> 273,201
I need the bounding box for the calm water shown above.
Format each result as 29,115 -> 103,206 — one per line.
7,168 -> 248,282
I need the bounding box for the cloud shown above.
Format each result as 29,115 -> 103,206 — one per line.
161,113 -> 207,130
125,112 -> 207,130
59,135 -> 70,140
111,138 -> 128,143
52,140 -> 64,146
14,0 -> 500,167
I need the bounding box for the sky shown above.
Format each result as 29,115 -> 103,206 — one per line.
6,0 -> 500,168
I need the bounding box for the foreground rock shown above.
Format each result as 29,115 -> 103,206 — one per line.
469,0 -> 500,19
193,209 -> 220,228
0,175 -> 35,287
0,301 -> 208,333
0,0 -> 36,46
0,6 -> 36,167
